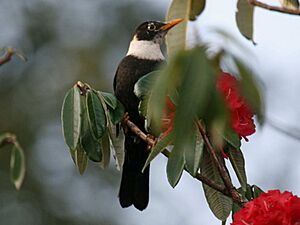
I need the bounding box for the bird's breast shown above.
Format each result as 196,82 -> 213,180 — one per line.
114,55 -> 163,127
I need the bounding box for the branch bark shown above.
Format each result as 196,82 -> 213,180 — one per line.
196,121 -> 248,206
0,133 -> 17,148
248,0 -> 300,15
0,47 -> 27,66
0,48 -> 14,66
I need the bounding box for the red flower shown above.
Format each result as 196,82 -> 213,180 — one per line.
232,190 -> 300,225
216,72 -> 255,141
161,96 -> 176,139
161,72 -> 256,141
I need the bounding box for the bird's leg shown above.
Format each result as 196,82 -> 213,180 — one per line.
121,112 -> 130,134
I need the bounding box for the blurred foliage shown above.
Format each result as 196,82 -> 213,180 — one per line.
0,1 -> 162,225
60,0 -> 264,221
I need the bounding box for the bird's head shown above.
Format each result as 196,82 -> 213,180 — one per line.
133,18 -> 184,44
127,18 -> 183,60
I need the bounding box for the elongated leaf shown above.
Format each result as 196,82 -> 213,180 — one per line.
10,143 -> 25,190
190,0 -> 206,21
236,0 -> 254,42
97,92 -> 124,170
134,71 -> 160,118
109,100 -> 125,125
100,131 -> 110,169
142,132 -> 174,172
166,145 -> 185,187
61,86 -> 81,150
168,47 -> 214,186
100,92 -> 118,109
223,128 -> 241,149
166,0 -> 188,57
251,185 -> 264,198
145,53 -> 184,136
81,115 -> 102,162
75,145 -> 88,175
86,91 -> 106,139
280,0 -> 299,10
109,125 -> 125,170
235,59 -> 264,124
201,148 -> 232,220
185,132 -> 204,177
228,147 -> 247,191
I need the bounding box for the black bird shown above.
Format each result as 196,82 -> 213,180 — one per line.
113,18 -> 183,211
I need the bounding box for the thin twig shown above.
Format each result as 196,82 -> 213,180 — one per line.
196,121 -> 247,206
125,119 -> 230,197
248,0 -> 300,15
267,117 -> 300,141
0,48 -> 14,66
0,47 -> 27,66
0,133 -> 17,148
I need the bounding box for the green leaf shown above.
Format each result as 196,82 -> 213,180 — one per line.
100,92 -> 118,109
223,128 -> 241,149
86,91 -> 106,139
61,86 -> 82,150
165,0 -> 188,57
236,0 -> 254,42
169,48 -> 215,185
228,147 -> 247,191
142,132 -> 174,172
166,145 -> 185,188
134,71 -> 160,118
134,71 -> 159,99
145,53 -> 183,135
190,0 -> 206,21
280,0 -> 299,10
100,131 -> 110,169
97,91 -> 124,170
201,148 -> 232,220
109,100 -> 125,125
185,132 -> 204,177
251,185 -> 264,198
235,59 -> 264,124
109,125 -> 125,170
10,143 -> 25,190
75,145 -> 88,175
134,71 -> 161,133
81,114 -> 102,162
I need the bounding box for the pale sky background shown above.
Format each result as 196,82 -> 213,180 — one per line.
1,0 -> 300,225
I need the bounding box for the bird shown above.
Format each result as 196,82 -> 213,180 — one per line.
113,18 -> 183,211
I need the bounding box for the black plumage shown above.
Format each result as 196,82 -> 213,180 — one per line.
114,55 -> 162,210
113,18 -> 183,211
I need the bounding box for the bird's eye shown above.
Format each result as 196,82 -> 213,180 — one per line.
147,23 -> 156,31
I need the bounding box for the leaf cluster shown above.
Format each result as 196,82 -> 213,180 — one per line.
134,45 -> 264,220
61,83 -> 125,174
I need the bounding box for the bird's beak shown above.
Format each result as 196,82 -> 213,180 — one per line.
160,18 -> 184,31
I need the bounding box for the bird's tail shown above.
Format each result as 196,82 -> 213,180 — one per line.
119,133 -> 150,211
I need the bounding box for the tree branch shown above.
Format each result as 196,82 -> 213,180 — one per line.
248,0 -> 300,15
0,133 -> 17,148
0,47 -> 27,66
125,119 -> 230,197
196,121 -> 248,206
